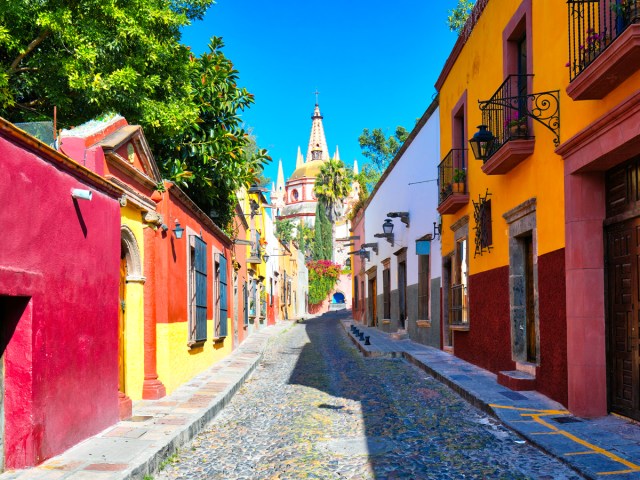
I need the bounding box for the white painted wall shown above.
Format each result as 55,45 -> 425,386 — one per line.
363,105 -> 441,293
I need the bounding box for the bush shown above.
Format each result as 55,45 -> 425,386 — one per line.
307,260 -> 342,305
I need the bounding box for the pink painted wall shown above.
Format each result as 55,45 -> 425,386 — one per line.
0,132 -> 121,468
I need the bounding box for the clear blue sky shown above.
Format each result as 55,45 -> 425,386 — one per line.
181,0 -> 460,187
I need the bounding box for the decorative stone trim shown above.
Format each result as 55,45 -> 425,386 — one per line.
121,225 -> 143,278
556,90 -> 640,174
503,198 -> 537,225
450,324 -> 470,331
416,320 -> 431,328
382,319 -> 391,325
144,211 -> 164,227
450,215 -> 469,232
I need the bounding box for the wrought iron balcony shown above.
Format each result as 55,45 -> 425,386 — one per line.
567,0 -> 640,99
476,75 -> 559,170
568,0 -> 640,80
438,149 -> 467,204
437,149 -> 469,215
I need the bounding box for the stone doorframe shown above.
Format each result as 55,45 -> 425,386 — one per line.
443,215 -> 469,349
366,266 -> 377,327
502,198 -> 539,368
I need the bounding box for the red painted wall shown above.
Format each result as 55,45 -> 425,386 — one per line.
537,249 -> 568,406
454,266 -> 514,374
0,134 -> 121,468
454,251 -> 569,407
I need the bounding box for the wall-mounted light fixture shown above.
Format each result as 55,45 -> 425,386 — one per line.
361,242 -> 379,255
262,252 -> 290,263
387,211 -> 410,228
433,220 -> 442,240
358,247 -> 370,261
469,125 -> 496,162
160,223 -> 169,232
173,219 -> 184,240
374,218 -> 395,245
71,188 -> 92,201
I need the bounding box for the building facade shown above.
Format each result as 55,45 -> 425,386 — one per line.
354,100 -> 442,347
0,119 -> 122,468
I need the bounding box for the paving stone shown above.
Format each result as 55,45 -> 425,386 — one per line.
156,312 -> 581,480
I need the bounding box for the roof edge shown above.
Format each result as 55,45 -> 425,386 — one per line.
435,0 -> 491,91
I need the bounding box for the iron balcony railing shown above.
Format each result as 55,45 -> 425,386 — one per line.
438,149 -> 467,205
479,74 -> 533,162
478,74 -> 560,160
568,0 -> 640,80
450,283 -> 469,326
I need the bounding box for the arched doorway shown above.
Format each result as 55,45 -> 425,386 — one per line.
119,226 -> 143,419
332,291 -> 345,304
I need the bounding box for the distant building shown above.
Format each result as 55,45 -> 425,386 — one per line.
271,102 -> 359,268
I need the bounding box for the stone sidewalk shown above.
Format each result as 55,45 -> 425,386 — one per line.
343,319 -> 640,480
0,322 -> 292,480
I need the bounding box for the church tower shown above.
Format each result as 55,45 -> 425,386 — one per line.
279,101 -> 335,228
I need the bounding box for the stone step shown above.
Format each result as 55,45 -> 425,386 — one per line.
497,370 -> 536,391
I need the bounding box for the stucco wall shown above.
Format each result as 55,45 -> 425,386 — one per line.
360,103 -> 442,340
149,187 -> 234,395
0,135 -> 121,468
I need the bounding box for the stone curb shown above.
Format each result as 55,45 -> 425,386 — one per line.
125,346 -> 266,479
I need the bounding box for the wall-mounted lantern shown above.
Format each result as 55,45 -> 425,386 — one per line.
173,219 -> 184,240
433,220 -> 442,240
469,125 -> 496,162
374,219 -> 395,245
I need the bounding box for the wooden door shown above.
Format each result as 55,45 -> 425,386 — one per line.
607,219 -> 640,420
398,261 -> 407,329
368,277 -> 377,327
119,255 -> 127,395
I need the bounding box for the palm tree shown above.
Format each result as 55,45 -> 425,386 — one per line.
314,159 -> 353,222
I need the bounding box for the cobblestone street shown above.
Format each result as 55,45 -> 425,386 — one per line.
156,312 -> 582,480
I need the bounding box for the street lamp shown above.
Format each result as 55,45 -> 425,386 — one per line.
469,124 -> 496,162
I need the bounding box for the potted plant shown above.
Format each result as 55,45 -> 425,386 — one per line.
505,112 -> 528,137
452,168 -> 466,193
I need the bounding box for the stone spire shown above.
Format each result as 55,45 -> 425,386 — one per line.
276,159 -> 285,193
296,146 -> 304,168
306,103 -> 330,163
353,159 -> 359,175
333,146 -> 341,162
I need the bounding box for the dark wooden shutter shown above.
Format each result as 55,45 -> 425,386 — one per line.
243,281 -> 249,326
219,254 -> 228,337
194,236 -> 208,342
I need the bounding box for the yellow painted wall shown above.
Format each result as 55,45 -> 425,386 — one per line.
120,204 -> 146,400
439,1 -> 640,274
439,0 -> 566,273
156,317 -> 233,395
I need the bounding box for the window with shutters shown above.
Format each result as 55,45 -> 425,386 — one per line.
243,281 -> 249,326
217,254 -> 228,337
189,235 -> 208,344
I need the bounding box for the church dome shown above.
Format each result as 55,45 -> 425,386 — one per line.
289,159 -> 325,181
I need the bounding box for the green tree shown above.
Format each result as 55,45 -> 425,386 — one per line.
313,159 -> 353,222
312,201 -> 332,261
0,3 -> 269,229
358,126 -> 409,175
0,0 -> 204,130
447,0 -> 476,33
275,218 -> 295,245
